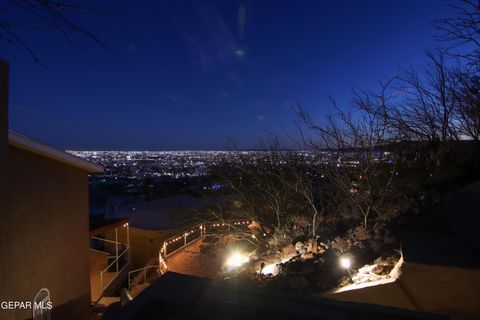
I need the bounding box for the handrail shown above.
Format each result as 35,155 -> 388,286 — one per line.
91,236 -> 122,245
89,248 -> 110,255
128,265 -> 160,291
161,223 -> 203,258
160,220 -> 252,258
99,245 -> 129,293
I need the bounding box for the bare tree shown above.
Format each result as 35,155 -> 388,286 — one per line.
0,0 -> 105,64
434,0 -> 480,65
204,142 -> 329,250
455,71 -> 480,140
295,100 -> 403,231
398,52 -> 462,142
433,1 -> 480,140
355,51 -> 470,143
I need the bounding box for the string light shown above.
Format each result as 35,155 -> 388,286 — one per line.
159,220 -> 256,278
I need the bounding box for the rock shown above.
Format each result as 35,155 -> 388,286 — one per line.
331,237 -> 348,252
338,275 -> 352,287
298,248 -> 307,255
295,241 -> 305,251
372,265 -> 385,275
317,248 -> 326,254
261,263 -> 280,276
283,244 -> 296,255
319,242 -> 329,249
306,239 -> 313,253
302,253 -> 314,260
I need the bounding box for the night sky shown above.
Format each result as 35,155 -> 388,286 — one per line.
6,0 -> 458,150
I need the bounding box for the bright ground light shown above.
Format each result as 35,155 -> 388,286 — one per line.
340,256 -> 352,269
226,252 -> 249,268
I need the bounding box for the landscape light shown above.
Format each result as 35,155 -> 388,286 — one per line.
225,252 -> 249,268
340,256 -> 353,280
340,257 -> 351,269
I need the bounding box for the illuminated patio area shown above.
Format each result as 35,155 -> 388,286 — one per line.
166,238 -> 224,278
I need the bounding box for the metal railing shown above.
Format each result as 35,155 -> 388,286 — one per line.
160,223 -> 204,258
128,265 -> 160,291
159,220 -> 252,259
99,245 -> 130,293
91,236 -> 130,294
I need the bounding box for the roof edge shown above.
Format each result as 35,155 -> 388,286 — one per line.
8,131 -> 103,173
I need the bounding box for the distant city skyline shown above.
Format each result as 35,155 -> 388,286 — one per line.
6,0 -> 462,150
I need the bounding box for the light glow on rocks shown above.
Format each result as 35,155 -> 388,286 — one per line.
261,264 -> 280,276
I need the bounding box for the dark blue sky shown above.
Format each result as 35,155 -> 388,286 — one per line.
6,0 -> 458,150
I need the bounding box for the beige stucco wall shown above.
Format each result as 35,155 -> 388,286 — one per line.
1,146 -> 91,320
0,61 -> 9,318
327,261 -> 480,320
400,262 -> 480,320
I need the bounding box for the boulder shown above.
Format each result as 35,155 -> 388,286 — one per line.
302,253 -> 314,260
338,275 -> 352,287
295,241 -> 305,251
331,237 -> 348,252
372,265 -> 385,275
283,244 -> 296,255
261,263 -> 280,276
305,240 -> 312,253
317,248 -> 326,254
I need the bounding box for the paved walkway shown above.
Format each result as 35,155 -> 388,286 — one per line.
166,238 -> 224,278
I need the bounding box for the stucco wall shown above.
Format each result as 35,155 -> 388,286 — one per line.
327,261 -> 480,320
1,146 -> 91,320
0,62 -> 9,318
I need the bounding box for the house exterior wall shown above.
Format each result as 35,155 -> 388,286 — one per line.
1,145 -> 91,320
327,261 -> 480,319
0,60 -> 7,174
